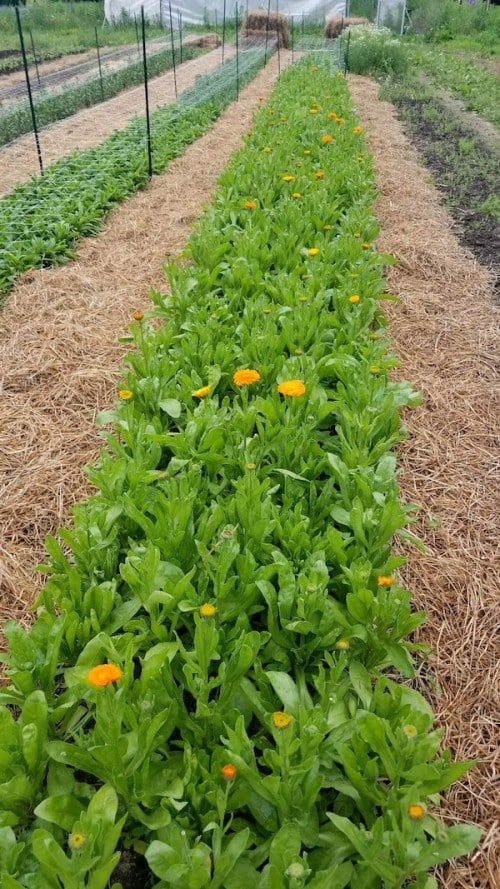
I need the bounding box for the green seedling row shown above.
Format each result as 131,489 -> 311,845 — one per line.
0,48 -> 266,304
0,45 -> 204,149
0,58 -> 480,889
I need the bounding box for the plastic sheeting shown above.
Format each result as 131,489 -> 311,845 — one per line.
376,0 -> 406,32
104,0 -> 347,25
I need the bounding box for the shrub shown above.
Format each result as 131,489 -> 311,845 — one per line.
346,26 -> 408,76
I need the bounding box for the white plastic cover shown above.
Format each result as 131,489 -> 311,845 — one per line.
376,0 -> 405,32
105,0 -> 348,25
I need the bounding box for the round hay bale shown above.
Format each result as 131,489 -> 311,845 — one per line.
324,16 -> 344,38
243,9 -> 289,47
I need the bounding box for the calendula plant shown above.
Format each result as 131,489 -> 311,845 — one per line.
0,56 -> 480,887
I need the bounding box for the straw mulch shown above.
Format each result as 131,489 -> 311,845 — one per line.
348,74 -> 500,889
0,52 -> 291,627
243,9 -> 289,47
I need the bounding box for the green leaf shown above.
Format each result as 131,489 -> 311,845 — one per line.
159,398 -> 182,418
266,672 -> 300,714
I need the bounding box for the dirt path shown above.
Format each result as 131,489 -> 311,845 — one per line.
349,75 -> 499,889
0,46 -> 234,197
0,51 -> 291,621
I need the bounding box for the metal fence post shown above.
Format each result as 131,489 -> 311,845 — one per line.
141,6 -> 153,178
15,6 -> 43,175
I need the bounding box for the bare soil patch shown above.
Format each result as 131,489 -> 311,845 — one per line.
349,74 -> 500,889
0,46 -> 234,197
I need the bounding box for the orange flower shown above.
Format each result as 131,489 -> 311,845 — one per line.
328,112 -> 337,119
324,94 -> 331,99
408,804 -> 426,821
282,175 -> 295,182
118,389 -> 133,400
272,711 -> 292,729
132,311 -> 144,321
353,126 -> 363,134
192,385 -> 211,398
277,379 -> 306,397
281,116 -> 287,122
221,764 -> 237,780
233,368 -> 261,387
307,248 -> 319,256
377,575 -> 394,586
349,295 -> 360,304
244,201 -> 257,209
335,116 -> 345,123
200,603 -> 217,618
87,664 -> 122,687
314,171 -> 325,179
321,134 -> 333,143
362,242 -> 371,249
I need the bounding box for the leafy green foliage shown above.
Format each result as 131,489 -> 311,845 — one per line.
0,58 -> 480,887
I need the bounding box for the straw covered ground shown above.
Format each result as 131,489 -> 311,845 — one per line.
0,59 -> 498,888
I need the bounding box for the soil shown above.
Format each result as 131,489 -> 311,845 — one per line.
389,93 -> 500,292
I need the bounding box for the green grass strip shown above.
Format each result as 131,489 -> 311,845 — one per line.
0,48 -> 267,304
0,58 -> 480,889
0,45 -> 203,148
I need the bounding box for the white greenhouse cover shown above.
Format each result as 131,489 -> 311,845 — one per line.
105,0 -> 347,25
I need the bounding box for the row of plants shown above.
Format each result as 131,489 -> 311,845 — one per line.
381,75 -> 500,277
0,46 -> 267,305
0,44 -> 205,149
407,44 -> 500,128
0,57 -> 480,888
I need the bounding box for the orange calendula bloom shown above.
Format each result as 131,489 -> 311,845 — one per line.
272,711 -> 292,729
132,311 -> 144,321
221,764 -> 237,780
233,368 -> 261,387
118,389 -> 133,400
87,664 -> 122,687
336,639 -> 350,650
349,295 -> 360,304
362,242 -> 371,249
192,385 -> 211,398
321,134 -> 333,143
377,576 -> 394,586
353,126 -> 363,134
244,201 -> 257,209
308,248 -> 319,256
314,171 -> 325,179
408,804 -> 426,821
292,192 -> 301,199
335,116 -> 345,123
328,112 -> 337,119
200,603 -> 217,618
277,379 -> 306,397
281,116 -> 287,122
282,175 -> 295,183
324,94 -> 331,99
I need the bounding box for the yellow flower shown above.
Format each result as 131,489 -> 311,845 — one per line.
272,711 -> 292,729
69,832 -> 86,851
303,149 -> 311,155
282,175 -> 295,182
200,603 -> 217,618
336,639 -> 350,650
292,192 -> 301,198
118,389 -> 133,400
328,111 -> 337,119
294,348 -> 304,354
192,385 -> 211,398
353,125 -> 363,134
362,242 -> 371,249
408,803 -> 426,821
310,65 -> 318,71
324,94 -> 331,100
314,171 -> 325,179
263,306 -> 272,314
357,155 -> 363,161
244,200 -> 257,209
321,134 -> 333,143
323,224 -> 332,230
354,232 -> 361,238
335,116 -> 345,123
337,71 -> 344,77
87,664 -> 122,687
132,311 -> 144,321
369,332 -> 379,340
246,462 -> 256,470
377,576 -> 394,586
403,724 -> 418,738
298,295 -> 308,302
349,295 -> 360,304
309,108 -> 318,114
369,366 -> 380,374
281,116 -> 287,122
233,368 -> 261,387
221,764 -> 237,780
263,146 -> 271,153
277,379 -> 306,397
307,248 -> 319,256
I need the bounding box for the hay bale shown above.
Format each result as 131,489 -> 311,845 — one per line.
240,27 -> 285,48
324,15 -> 369,38
243,9 -> 289,47
183,33 -> 221,48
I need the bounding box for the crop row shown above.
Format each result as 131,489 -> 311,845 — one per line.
0,58 -> 479,888
0,47 -> 266,304
0,44 -> 204,149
